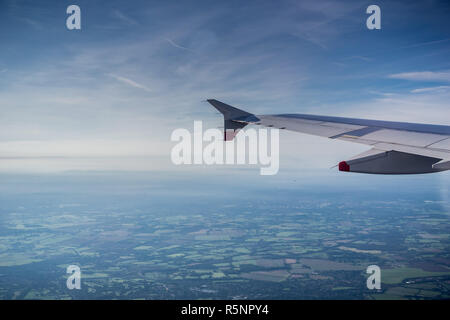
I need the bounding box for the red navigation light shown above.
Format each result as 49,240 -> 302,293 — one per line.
338,161 -> 350,172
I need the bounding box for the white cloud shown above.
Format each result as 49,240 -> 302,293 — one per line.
19,17 -> 43,30
107,73 -> 151,92
164,38 -> 195,52
411,86 -> 450,93
0,140 -> 168,158
389,71 -> 450,82
112,10 -> 138,26
340,90 -> 450,125
401,38 -> 450,49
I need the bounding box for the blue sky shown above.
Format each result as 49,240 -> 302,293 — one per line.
0,0 -> 450,173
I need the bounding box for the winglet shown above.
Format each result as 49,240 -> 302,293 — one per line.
206,99 -> 259,141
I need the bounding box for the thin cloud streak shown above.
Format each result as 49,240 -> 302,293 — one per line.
401,38 -> 450,49
411,86 -> 450,93
164,38 -> 195,53
112,9 -> 138,26
107,73 -> 151,92
389,71 -> 450,82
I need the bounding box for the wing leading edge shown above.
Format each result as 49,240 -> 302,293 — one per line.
206,99 -> 450,174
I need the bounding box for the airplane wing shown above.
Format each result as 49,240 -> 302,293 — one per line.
207,99 -> 450,174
